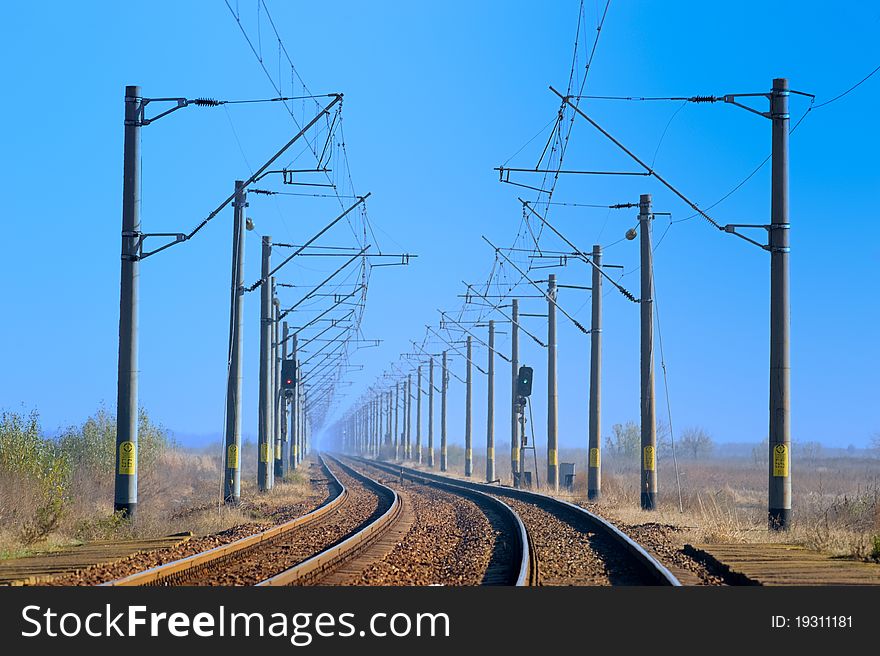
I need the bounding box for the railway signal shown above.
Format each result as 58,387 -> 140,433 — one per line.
516,365 -> 533,398
282,359 -> 297,391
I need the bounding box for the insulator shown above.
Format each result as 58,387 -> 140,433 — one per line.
192,97 -> 221,106
688,95 -> 719,103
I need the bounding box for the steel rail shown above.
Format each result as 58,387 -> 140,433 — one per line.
350,456 -> 535,586
257,455 -> 401,586
365,459 -> 681,586
101,454 -> 348,586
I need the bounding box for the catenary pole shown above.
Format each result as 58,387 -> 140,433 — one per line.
769,77 -> 792,530
428,359 -> 435,468
224,180 -> 246,504
394,381 -> 400,460
547,274 -> 559,491
416,366 -> 423,463
486,320 -> 496,482
588,244 -> 602,501
404,375 -> 411,459
441,350 -> 448,471
273,292 -> 282,481
114,85 -> 143,518
465,335 -> 473,476
292,336 -> 300,469
280,321 -> 290,477
510,298 -> 520,487
640,194 -> 657,510
258,238 -> 273,492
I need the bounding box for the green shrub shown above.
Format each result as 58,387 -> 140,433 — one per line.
0,407 -> 171,548
72,510 -> 130,542
0,410 -> 70,532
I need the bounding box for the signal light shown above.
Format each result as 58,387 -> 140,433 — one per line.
517,365 -> 533,397
281,360 -> 297,390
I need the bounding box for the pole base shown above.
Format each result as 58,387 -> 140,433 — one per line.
113,502 -> 137,520
587,489 -> 600,502
640,492 -> 657,510
768,508 -> 791,531
224,496 -> 240,507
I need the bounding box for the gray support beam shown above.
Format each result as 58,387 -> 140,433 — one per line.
273,290 -> 282,481
280,321 -> 290,478
441,350 -> 448,472
291,337 -> 299,470
547,274 -> 558,491
257,237 -> 273,492
428,359 -> 435,468
465,335 -> 473,476
114,85 -> 143,519
510,298 -> 520,486
769,77 -> 792,530
394,381 -> 400,460
416,366 -> 423,463
486,320 -> 495,483
588,245 -> 602,501
640,194 -> 656,510
405,375 -> 412,459
223,181 -> 246,504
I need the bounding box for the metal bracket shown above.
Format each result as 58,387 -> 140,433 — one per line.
138,232 -> 188,260
722,93 -> 771,119
722,223 -> 771,251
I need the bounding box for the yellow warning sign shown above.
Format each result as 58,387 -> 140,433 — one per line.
465,448 -> 473,461
487,447 -> 494,460
275,441 -> 281,459
589,448 -> 600,468
293,444 -> 299,456
118,441 -> 136,475
511,447 -> 520,463
260,443 -> 269,463
773,443 -> 789,477
643,445 -> 656,471
227,444 -> 239,469
548,448 -> 558,466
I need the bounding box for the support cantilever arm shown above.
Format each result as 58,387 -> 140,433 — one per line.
549,86 -> 730,234
483,236 -> 589,335
246,193 -> 370,291
426,325 -> 487,375
462,284 -> 547,348
276,246 -> 369,322
439,311 -> 512,363
139,94 -> 343,259
519,200 -> 640,303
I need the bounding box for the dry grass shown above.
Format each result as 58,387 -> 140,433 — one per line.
564,454 -> 880,560
0,436 -> 316,560
426,444 -> 880,561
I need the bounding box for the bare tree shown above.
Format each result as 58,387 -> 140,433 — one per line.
680,426 -> 714,459
800,441 -> 823,466
604,421 -> 640,458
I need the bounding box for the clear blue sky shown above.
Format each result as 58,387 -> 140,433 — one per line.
1,1 -> 878,450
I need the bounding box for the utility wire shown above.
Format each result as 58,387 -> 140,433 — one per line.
653,268 -> 683,513
484,236 -> 590,334
813,62 -> 880,108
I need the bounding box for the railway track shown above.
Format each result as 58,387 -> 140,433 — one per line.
102,454 -> 400,586
353,457 -> 680,586
344,457 -> 534,586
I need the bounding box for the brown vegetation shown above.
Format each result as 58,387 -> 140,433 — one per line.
0,409 -> 310,559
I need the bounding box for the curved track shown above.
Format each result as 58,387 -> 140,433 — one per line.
102,454 -> 400,586
354,457 -> 680,586
348,457 -> 535,586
